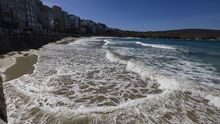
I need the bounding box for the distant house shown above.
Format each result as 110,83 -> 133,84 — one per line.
66,14 -> 81,33
14,0 -> 27,31
0,0 -> 108,34
25,0 -> 38,31
80,27 -> 87,34
0,0 -> 17,29
96,23 -> 107,34
0,0 -> 38,31
80,19 -> 97,34
52,6 -> 65,32
36,1 -> 54,31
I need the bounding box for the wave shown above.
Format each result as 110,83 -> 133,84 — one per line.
104,39 -> 135,46
106,50 -> 128,64
135,41 -> 176,50
4,37 -> 220,123
126,58 -> 220,107
104,39 -> 117,45
105,50 -> 136,65
105,49 -> 183,91
126,60 -> 181,91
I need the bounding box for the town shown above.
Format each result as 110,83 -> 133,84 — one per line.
0,0 -> 110,35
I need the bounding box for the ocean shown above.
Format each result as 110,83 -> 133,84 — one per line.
4,37 -> 220,123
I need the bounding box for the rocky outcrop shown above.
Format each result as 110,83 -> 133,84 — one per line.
0,76 -> 7,123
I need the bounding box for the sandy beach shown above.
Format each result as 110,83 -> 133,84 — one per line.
0,37 -> 77,123
4,55 -> 38,82
0,37 -> 77,82
0,50 -> 38,124
0,50 -> 38,82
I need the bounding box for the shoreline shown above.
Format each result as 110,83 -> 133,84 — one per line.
0,50 -> 38,82
0,37 -> 77,123
0,37 -> 77,82
0,49 -> 39,123
4,54 -> 38,82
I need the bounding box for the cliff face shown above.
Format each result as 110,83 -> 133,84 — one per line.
0,76 -> 7,123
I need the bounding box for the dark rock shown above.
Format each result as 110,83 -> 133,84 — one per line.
0,76 -> 7,123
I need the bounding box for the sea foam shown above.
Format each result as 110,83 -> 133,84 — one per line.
135,41 -> 176,50
4,37 -> 220,124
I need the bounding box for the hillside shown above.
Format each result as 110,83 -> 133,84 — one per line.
112,29 -> 220,40
146,29 -> 220,40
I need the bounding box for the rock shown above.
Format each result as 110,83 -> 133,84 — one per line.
0,76 -> 7,123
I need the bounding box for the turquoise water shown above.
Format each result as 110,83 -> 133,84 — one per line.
105,38 -> 220,85
4,37 -> 220,123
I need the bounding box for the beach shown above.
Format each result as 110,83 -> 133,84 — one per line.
0,50 -> 37,82
3,37 -> 220,123
0,37 -> 77,82
0,37 -> 77,123
1,37 -> 220,123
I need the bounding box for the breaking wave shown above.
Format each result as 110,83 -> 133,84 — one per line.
135,41 -> 176,50
3,37 -> 220,124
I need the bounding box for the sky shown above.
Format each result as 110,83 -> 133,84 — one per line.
42,0 -> 220,31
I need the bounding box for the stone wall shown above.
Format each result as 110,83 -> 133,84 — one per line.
0,31 -> 70,55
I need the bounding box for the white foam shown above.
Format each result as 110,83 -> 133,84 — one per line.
69,37 -> 102,46
206,95 -> 220,108
45,92 -> 167,116
104,39 -> 117,45
124,37 -> 142,40
104,39 -> 135,46
4,37 -> 220,123
106,50 -> 128,64
135,41 -> 176,50
126,60 -> 181,91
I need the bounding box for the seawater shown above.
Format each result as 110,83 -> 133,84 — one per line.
4,37 -> 220,124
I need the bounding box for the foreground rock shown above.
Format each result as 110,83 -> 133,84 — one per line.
0,76 -> 7,123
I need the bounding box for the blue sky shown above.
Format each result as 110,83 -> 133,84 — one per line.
42,0 -> 220,31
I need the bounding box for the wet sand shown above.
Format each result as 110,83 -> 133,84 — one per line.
0,37 -> 77,82
3,55 -> 38,82
0,51 -> 38,123
0,37 -> 77,123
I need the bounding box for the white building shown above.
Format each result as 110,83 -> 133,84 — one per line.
66,14 -> 80,32
25,0 -> 38,30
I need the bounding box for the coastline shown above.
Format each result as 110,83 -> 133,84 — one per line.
0,50 -> 39,123
0,37 -> 77,123
1,36 -> 220,123
0,50 -> 37,81
0,37 -> 77,82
